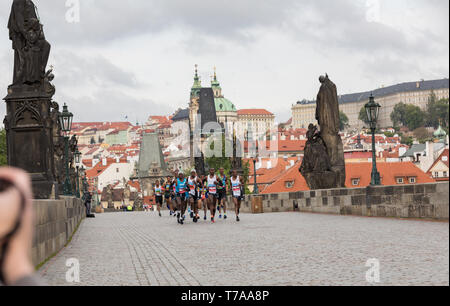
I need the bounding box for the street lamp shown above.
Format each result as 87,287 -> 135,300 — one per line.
59,104 -> 74,196
252,141 -> 259,194
365,94 -> 381,186
74,148 -> 81,198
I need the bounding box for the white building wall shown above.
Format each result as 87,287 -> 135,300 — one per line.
97,163 -> 134,191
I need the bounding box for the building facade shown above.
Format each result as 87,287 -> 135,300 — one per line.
237,109 -> 275,141
291,100 -> 317,129
292,79 -> 449,129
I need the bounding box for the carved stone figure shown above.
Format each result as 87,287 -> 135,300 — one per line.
123,178 -> 131,205
300,75 -> 346,189
8,0 -> 51,88
105,185 -> 114,209
301,125 -> 330,173
4,1 -> 57,199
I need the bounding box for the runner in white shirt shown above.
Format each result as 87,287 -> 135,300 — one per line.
206,168 -> 220,223
229,170 -> 244,222
187,170 -> 202,223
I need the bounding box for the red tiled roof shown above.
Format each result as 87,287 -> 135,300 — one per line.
128,181 -> 141,192
262,161 -> 308,194
427,149 -> 449,175
346,162 -> 435,187
85,158 -> 128,179
344,151 -> 373,159
158,123 -> 172,129
82,159 -> 93,168
244,140 -> 306,153
262,162 -> 435,194
237,109 -> 274,116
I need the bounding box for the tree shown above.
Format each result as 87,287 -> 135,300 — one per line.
0,129 -> 7,166
390,102 -> 408,127
205,134 -> 232,174
399,133 -> 414,146
205,133 -> 250,191
404,104 -> 425,131
339,111 -> 349,131
390,103 -> 425,131
413,127 -> 432,143
358,107 -> 370,126
384,131 -> 395,138
425,92 -> 449,129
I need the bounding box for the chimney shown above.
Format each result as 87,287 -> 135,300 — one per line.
416,82 -> 420,88
267,161 -> 272,169
290,160 -> 295,167
102,158 -> 107,166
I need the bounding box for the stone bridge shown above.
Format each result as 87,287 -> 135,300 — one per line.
33,182 -> 449,286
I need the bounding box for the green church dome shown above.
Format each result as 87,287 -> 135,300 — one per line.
215,97 -> 236,112
434,125 -> 447,138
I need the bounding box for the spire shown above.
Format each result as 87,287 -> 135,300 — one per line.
192,64 -> 201,90
211,66 -> 221,88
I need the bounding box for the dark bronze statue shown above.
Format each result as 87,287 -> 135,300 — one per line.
4,0 -> 58,199
300,75 -> 346,189
8,0 -> 51,88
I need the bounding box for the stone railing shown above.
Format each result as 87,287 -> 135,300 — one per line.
232,182 -> 449,220
32,197 -> 85,266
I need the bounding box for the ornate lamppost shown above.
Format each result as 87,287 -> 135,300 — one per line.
74,148 -> 81,198
365,94 -> 381,186
58,104 -> 74,195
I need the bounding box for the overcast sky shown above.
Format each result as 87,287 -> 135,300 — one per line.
0,0 -> 448,124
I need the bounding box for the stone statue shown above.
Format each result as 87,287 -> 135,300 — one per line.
316,75 -> 340,136
123,178 -> 131,205
300,75 -> 346,189
51,102 -> 63,186
105,185 -> 114,209
301,125 -> 331,173
8,0 -> 51,88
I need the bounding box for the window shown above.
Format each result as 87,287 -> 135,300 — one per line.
434,172 -> 439,178
444,172 -> 448,178
409,177 -> 416,184
116,168 -> 119,173
396,177 -> 404,184
351,178 -> 360,186
285,181 -> 295,189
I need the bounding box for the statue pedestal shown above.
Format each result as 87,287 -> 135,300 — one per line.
3,87 -> 58,199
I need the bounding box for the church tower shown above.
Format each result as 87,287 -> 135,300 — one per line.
211,67 -> 223,98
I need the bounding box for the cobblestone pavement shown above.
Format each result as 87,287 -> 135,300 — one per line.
39,211 -> 449,286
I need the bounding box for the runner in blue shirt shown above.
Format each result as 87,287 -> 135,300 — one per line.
174,172 -> 188,225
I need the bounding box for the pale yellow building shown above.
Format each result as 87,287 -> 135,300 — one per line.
293,79 -> 449,129
291,100 -> 317,129
237,109 -> 275,140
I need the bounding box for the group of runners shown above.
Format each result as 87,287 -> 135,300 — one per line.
153,168 -> 245,225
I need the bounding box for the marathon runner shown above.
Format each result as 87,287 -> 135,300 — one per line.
229,170 -> 244,222
174,172 -> 188,225
163,176 -> 174,216
187,170 -> 202,223
154,180 -> 163,217
206,168 -> 220,223
217,167 -> 228,220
